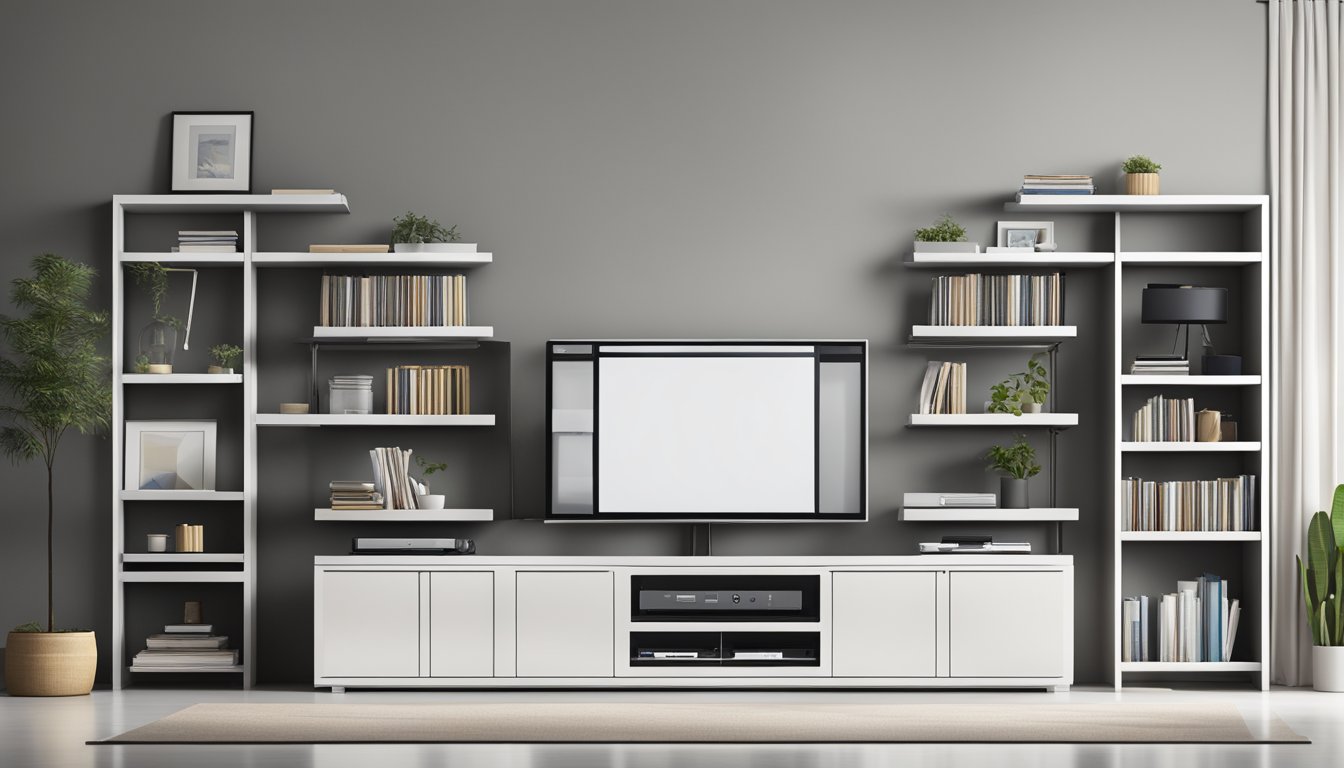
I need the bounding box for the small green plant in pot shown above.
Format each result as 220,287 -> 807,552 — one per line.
208,343 -> 243,375
987,354 -> 1050,415
1298,484 -> 1344,691
1123,155 -> 1162,195
0,254 -> 111,696
390,211 -> 473,254
986,435 -> 1041,509
913,214 -> 979,254
413,455 -> 448,509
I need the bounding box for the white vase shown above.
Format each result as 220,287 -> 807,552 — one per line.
1314,646 -> 1344,692
416,494 -> 446,510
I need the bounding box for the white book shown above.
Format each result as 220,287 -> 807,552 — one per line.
1225,599 -> 1241,661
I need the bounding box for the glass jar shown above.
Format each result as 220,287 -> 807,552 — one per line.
137,319 -> 177,374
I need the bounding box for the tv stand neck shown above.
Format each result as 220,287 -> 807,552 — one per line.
688,523 -> 713,556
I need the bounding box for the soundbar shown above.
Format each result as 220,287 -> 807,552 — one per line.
351,537 -> 475,555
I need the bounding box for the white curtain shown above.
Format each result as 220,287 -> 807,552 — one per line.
1270,0 -> 1344,686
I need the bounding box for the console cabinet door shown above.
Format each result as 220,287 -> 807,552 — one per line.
949,570 -> 1065,678
515,571 -> 614,677
319,571 -> 420,677
429,571 -> 494,677
832,571 -> 938,677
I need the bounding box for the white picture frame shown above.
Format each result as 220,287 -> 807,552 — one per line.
996,220 -> 1055,249
171,112 -> 253,192
125,420 -> 217,491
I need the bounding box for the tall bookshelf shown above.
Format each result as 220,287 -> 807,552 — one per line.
1007,194 -> 1271,691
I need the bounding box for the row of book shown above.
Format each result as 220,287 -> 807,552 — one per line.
1018,174 -> 1094,196
329,480 -> 383,511
388,365 -> 471,415
172,229 -> 238,253
370,446 -> 422,510
1131,394 -> 1196,441
319,274 -> 468,328
916,361 -> 967,414
130,623 -> 238,670
1119,475 -> 1257,532
1130,357 -> 1190,375
928,273 -> 1064,326
1121,575 -> 1241,663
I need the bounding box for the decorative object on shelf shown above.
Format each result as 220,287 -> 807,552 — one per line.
414,455 -> 448,510
329,375 -> 374,415
126,262 -> 198,374
174,230 -> 238,253
207,344 -> 242,375
146,533 -> 168,553
987,354 -> 1050,415
0,254 -> 110,696
170,111 -> 253,193
131,618 -> 236,672
916,361 -> 966,415
928,272 -> 1062,326
1140,284 -> 1233,375
1196,409 -> 1222,443
183,601 -> 203,625
370,446 -> 421,510
1221,420 -> 1239,442
986,435 -> 1041,509
320,274 -> 468,328
1298,485 -> 1344,691
913,214 -> 979,254
1122,155 -> 1161,195
124,420 -> 217,491
391,211 -> 475,253
1018,174 -> 1094,198
995,220 -> 1055,252
174,524 -> 204,553
279,402 -> 310,414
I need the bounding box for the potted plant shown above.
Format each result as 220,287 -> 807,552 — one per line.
0,254 -> 111,696
1122,155 -> 1162,195
391,211 -> 475,253
413,455 -> 448,510
913,214 -> 979,254
208,344 -> 242,375
1298,484 -> 1344,691
986,435 -> 1041,509
987,354 -> 1050,414
126,262 -> 197,374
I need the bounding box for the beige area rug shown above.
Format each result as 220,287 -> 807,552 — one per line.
95,702 -> 1308,744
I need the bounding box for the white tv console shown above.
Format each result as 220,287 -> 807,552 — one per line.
314,555 -> 1072,691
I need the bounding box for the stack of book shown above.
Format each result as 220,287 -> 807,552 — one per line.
369,446 -> 420,510
1131,394 -> 1196,441
387,365 -> 471,415
929,273 -> 1063,326
916,361 -> 966,415
130,623 -> 237,671
1120,475 -> 1257,532
1131,356 -> 1190,375
1017,174 -> 1094,197
173,230 -> 238,253
329,480 -> 383,511
319,274 -> 467,328
1122,575 -> 1241,663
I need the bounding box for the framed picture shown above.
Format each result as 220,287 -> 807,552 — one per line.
125,420 -> 217,491
996,220 -> 1055,249
171,111 -> 253,192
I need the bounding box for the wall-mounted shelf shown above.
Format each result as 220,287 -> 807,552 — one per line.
119,490 -> 246,502
907,413 -> 1078,428
1119,252 -> 1262,266
314,508 -> 493,522
1005,194 -> 1268,213
122,373 -> 243,385
310,326 -> 494,341
121,553 -> 247,563
1120,375 -> 1261,386
910,326 -> 1076,342
1119,441 -> 1261,452
254,252 -> 492,268
114,193 -> 350,213
119,252 -> 244,265
257,413 -> 495,427
900,507 -> 1079,522
1119,531 -> 1261,542
905,252 -> 1113,268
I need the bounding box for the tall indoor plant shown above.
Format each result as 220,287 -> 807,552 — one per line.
0,254 -> 111,696
1299,484 -> 1344,691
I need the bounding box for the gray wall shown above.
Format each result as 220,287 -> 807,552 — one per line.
0,0 -> 1265,686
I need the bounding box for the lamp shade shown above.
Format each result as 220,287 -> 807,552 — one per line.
1140,285 -> 1227,324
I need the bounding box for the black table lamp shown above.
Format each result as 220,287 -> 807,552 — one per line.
1140,284 -> 1240,374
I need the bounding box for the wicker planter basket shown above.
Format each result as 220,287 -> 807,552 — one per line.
1125,173 -> 1160,195
4,631 -> 96,696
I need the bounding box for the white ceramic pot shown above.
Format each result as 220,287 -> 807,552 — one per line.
417,494 -> 446,510
392,243 -> 478,253
1025,401 -> 1043,414
1314,645 -> 1344,692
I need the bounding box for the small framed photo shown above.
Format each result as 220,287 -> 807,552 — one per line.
125,420 -> 217,491
997,220 -> 1054,249
171,112 -> 253,192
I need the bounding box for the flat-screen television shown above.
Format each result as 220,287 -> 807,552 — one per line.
547,340 -> 867,522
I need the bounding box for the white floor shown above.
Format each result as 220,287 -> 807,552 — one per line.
2,686 -> 1342,768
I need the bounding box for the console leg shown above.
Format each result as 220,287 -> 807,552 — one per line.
1049,685 -> 1069,693
330,686 -> 346,694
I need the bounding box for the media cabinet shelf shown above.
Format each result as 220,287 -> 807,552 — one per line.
121,553 -> 246,563
900,507 -> 1080,522
1119,531 -> 1261,542
907,413 -> 1078,427
119,490 -> 246,502
1120,375 -> 1262,386
255,252 -> 492,268
119,252 -> 244,265
1004,194 -> 1268,213
310,326 -> 494,341
122,373 -> 243,385
1119,441 -> 1261,452
905,252 -> 1113,268
314,508 -> 493,522
257,413 -> 495,427
129,665 -> 244,674
1118,661 -> 1262,673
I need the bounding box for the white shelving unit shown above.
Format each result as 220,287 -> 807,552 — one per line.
899,508 -> 1079,522
906,413 -> 1078,428
253,252 -> 492,268
909,325 -> 1077,343
111,194 -> 350,690
314,508 -> 494,522
1119,441 -> 1262,452
256,413 -> 496,427
905,252 -> 1114,268
1121,374 -> 1261,387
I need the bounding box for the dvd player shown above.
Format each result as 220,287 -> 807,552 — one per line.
638,590 -> 803,611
